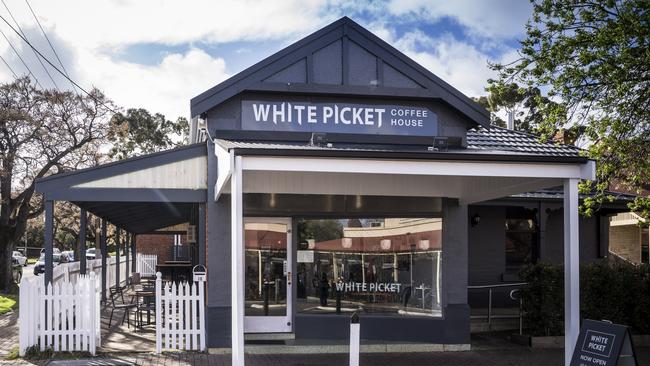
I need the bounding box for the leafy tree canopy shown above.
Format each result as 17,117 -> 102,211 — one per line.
108,108 -> 189,159
0,77 -> 113,291
489,0 -> 650,217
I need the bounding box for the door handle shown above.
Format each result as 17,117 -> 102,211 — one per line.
287,271 -> 291,286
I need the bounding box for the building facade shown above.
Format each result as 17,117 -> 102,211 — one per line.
36,17 -> 598,363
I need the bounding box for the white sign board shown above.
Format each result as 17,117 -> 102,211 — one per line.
297,250 -> 314,263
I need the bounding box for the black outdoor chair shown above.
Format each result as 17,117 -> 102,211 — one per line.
108,287 -> 137,328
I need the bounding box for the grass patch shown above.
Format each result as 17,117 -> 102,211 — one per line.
0,295 -> 17,315
5,346 -> 19,360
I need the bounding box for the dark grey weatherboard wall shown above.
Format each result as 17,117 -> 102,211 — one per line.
467,202 -> 603,308
205,194 -> 471,346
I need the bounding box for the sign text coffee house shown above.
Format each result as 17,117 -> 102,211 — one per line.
36,18 -> 596,365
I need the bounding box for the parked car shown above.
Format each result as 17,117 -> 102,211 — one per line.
12,258 -> 22,283
12,251 -> 27,266
86,248 -> 100,260
61,250 -> 75,262
33,253 -> 67,276
40,247 -> 61,255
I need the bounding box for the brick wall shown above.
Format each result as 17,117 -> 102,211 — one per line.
609,224 -> 641,263
136,234 -> 187,264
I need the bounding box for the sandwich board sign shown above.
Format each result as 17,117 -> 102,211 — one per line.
570,319 -> 637,366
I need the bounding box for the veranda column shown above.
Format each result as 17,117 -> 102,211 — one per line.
564,178 -> 580,365
44,199 -> 54,285
100,219 -> 107,302
78,208 -> 87,275
231,155 -> 244,365
131,234 -> 137,273
115,227 -> 121,290
125,231 -> 130,280
198,203 -> 206,266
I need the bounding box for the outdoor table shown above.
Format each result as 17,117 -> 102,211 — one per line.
133,289 -> 156,327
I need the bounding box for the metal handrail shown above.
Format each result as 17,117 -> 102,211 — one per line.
468,282 -> 528,332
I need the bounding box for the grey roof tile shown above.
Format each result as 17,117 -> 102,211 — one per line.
218,126 -> 584,159
467,126 -> 582,157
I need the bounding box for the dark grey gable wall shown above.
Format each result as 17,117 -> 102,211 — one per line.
264,37 -> 422,89
191,17 -> 489,127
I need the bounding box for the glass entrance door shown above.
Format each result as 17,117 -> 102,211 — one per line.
244,218 -> 292,333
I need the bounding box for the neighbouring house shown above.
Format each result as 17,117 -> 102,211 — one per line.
609,212 -> 649,264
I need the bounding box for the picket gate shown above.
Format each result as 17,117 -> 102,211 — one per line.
155,272 -> 206,353
137,254 -> 158,277
19,272 -> 100,356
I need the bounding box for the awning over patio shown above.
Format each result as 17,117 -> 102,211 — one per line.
34,143 -> 209,301
35,143 -> 208,234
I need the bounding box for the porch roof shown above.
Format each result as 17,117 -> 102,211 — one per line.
34,143 -> 207,234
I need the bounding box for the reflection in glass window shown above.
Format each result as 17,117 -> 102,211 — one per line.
296,218 -> 443,317
505,207 -> 539,270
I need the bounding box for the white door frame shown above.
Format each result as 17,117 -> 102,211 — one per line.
243,217 -> 293,333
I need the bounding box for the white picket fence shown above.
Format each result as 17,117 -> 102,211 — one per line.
137,254 -> 158,277
106,256 -> 128,289
50,256 -> 128,289
19,272 -> 101,356
155,272 -> 206,353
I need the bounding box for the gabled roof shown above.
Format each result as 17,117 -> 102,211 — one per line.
190,17 -> 489,127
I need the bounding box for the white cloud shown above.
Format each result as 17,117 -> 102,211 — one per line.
387,0 -> 532,39
78,48 -> 229,118
389,30 -> 518,98
0,0 -> 527,119
20,0 -> 337,49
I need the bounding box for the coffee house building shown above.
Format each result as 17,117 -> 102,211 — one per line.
36,17 -> 602,364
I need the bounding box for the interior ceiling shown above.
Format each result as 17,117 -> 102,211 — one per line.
75,201 -> 194,234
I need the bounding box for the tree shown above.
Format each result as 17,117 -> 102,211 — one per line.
0,77 -> 114,292
297,219 -> 344,243
490,0 -> 650,217
108,108 -> 189,159
475,82 -> 568,135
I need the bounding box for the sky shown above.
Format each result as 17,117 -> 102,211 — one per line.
0,0 -> 532,120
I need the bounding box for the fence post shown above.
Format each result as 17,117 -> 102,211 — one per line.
349,312 -> 360,366
155,272 -> 162,354
18,277 -> 27,356
198,275 -> 206,351
89,272 -> 96,355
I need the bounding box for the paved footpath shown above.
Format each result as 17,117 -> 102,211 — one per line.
3,312 -> 650,365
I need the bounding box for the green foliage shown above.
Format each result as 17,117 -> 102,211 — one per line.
490,0 -> 650,218
477,82 -> 566,135
520,259 -> 650,336
21,345 -> 91,361
519,262 -> 564,336
23,345 -> 52,360
108,108 -> 189,159
297,219 -> 344,244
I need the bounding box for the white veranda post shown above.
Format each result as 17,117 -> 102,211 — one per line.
564,178 -> 580,365
231,155 -> 245,365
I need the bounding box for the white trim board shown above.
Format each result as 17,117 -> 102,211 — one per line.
241,156 -> 596,180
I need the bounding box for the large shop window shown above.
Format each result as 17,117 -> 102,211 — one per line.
296,218 -> 443,317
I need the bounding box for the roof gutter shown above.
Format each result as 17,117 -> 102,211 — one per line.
230,147 -> 592,165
